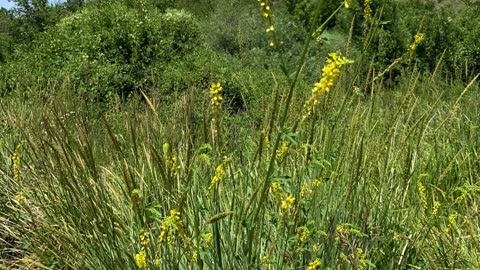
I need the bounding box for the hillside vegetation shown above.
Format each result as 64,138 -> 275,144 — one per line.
1,0 -> 479,269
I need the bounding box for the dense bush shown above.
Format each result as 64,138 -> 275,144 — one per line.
2,2 -> 201,100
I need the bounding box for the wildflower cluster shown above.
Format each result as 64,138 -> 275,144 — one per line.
262,255 -> 271,266
306,258 -> 322,270
445,212 -> 457,234
163,143 -> 180,177
210,82 -> 224,143
210,82 -> 223,114
275,142 -> 289,162
296,226 -> 311,244
200,232 -> 213,249
12,144 -> 21,182
159,209 -> 184,245
208,157 -> 232,191
303,52 -> 353,120
300,182 -> 309,198
270,182 -> 282,203
408,33 -> 425,56
281,193 -> 295,216
417,177 -> 428,210
135,229 -> 150,269
432,200 -> 441,218
258,0 -> 276,47
344,0 -> 352,9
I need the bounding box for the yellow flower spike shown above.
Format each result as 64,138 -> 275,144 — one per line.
208,157 -> 232,191
135,250 -> 147,269
271,182 -> 282,203
210,82 -> 223,106
432,200 -> 441,218
266,25 -> 275,32
159,209 -> 184,245
201,232 -> 213,249
445,212 -> 458,234
345,0 -> 352,9
276,142 -> 289,162
417,178 -> 428,210
303,52 -> 353,121
281,194 -> 295,210
296,226 -> 311,244
306,258 -> 322,270
408,33 -> 425,55
12,144 -> 21,182
300,182 -> 309,198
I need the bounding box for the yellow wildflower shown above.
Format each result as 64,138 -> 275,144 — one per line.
210,82 -> 224,110
139,229 -> 150,248
159,209 -> 183,245
12,144 -> 21,182
306,258 -> 321,270
281,194 -> 295,210
296,226 -> 311,244
208,157 -> 232,191
201,232 -> 213,249
408,33 -> 425,55
191,251 -> 199,262
417,178 -> 428,210
432,200 -> 441,218
15,192 -> 24,202
135,250 -> 147,269
310,178 -> 324,194
344,0 -> 352,9
262,255 -> 270,265
445,212 -> 457,234
276,142 -> 289,162
258,0 -> 276,47
303,52 -> 353,120
300,182 -> 309,198
163,143 -> 180,177
271,182 -> 282,203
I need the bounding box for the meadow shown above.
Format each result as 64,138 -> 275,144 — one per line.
1,0 -> 479,269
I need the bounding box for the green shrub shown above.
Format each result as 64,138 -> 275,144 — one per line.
2,3 -> 201,100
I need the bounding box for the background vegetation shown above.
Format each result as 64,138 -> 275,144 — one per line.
1,0 -> 479,269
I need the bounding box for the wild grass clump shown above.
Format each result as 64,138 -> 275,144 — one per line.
1,0 -> 479,269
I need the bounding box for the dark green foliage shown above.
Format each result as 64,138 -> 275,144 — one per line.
284,0 -> 344,30
358,0 -> 480,78
3,3 -> 201,100
0,9 -> 15,63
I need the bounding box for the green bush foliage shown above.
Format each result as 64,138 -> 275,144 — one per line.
2,2 -> 201,100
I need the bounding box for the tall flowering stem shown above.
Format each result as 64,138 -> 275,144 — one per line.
364,0 -> 373,25
258,0 -> 276,48
373,33 -> 425,82
208,157 -> 232,192
12,144 -> 21,182
135,229 -> 150,269
303,52 -> 353,121
209,82 -> 223,147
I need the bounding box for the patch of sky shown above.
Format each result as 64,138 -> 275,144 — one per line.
0,0 -> 67,9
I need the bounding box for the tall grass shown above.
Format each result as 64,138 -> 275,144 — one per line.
1,1 -> 480,270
